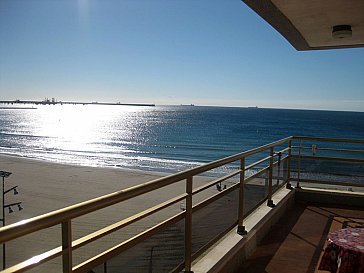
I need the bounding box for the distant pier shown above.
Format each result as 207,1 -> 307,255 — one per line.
0,100 -> 155,107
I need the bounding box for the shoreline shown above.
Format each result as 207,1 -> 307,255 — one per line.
0,153 -> 174,176
0,154 -> 180,226
0,150 -> 198,177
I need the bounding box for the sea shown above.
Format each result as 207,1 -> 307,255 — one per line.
0,104 -> 364,174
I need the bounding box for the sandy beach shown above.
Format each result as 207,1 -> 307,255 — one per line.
0,155 -> 181,271
0,155 -> 222,272
0,155 -> 171,222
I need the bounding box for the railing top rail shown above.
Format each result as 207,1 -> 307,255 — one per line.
293,136 -> 364,143
0,136 -> 293,243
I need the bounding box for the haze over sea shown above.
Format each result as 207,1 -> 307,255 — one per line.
0,105 -> 363,174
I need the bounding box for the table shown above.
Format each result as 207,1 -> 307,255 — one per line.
318,227 -> 364,273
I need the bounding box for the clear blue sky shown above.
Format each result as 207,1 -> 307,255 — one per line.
1,0 -> 363,111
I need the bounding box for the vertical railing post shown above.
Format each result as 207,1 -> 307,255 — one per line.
62,220 -> 72,273
237,158 -> 247,235
286,140 -> 293,189
184,176 -> 193,273
296,138 -> 302,188
267,147 -> 275,207
2,175 -> 5,270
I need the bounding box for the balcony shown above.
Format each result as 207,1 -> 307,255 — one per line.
239,201 -> 364,273
0,136 -> 363,273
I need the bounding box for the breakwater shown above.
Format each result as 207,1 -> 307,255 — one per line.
0,100 -> 155,107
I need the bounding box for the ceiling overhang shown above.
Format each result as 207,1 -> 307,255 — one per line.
242,0 -> 364,51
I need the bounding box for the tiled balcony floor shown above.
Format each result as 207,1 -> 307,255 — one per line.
239,203 -> 364,273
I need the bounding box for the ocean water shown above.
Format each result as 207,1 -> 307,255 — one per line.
0,105 -> 363,173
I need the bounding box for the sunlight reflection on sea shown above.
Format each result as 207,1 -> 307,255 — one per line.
1,104 -> 364,174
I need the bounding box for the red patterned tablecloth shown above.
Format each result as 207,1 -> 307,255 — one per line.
319,228 -> 364,273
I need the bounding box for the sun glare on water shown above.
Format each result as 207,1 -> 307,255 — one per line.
28,105 -> 146,155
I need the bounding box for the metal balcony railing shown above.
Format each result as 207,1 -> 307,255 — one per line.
0,136 -> 363,273
290,136 -> 364,189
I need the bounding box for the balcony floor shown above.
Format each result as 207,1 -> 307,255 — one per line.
239,202 -> 364,273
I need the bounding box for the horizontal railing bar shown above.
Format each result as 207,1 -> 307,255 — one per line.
291,155 -> 364,163
315,147 -> 364,153
244,167 -> 269,184
293,136 -> 364,144
245,156 -> 271,171
0,136 -> 292,243
193,167 -> 272,216
73,212 -> 185,273
192,170 -> 241,195
290,178 -> 364,188
192,157 -> 284,214
245,155 -> 285,184
195,136 -> 291,167
192,163 -> 278,213
193,181 -> 239,213
170,136 -> 291,178
292,145 -> 364,154
279,147 -> 291,154
245,147 -> 288,171
72,193 -> 188,250
2,246 -> 63,273
291,145 -> 316,150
